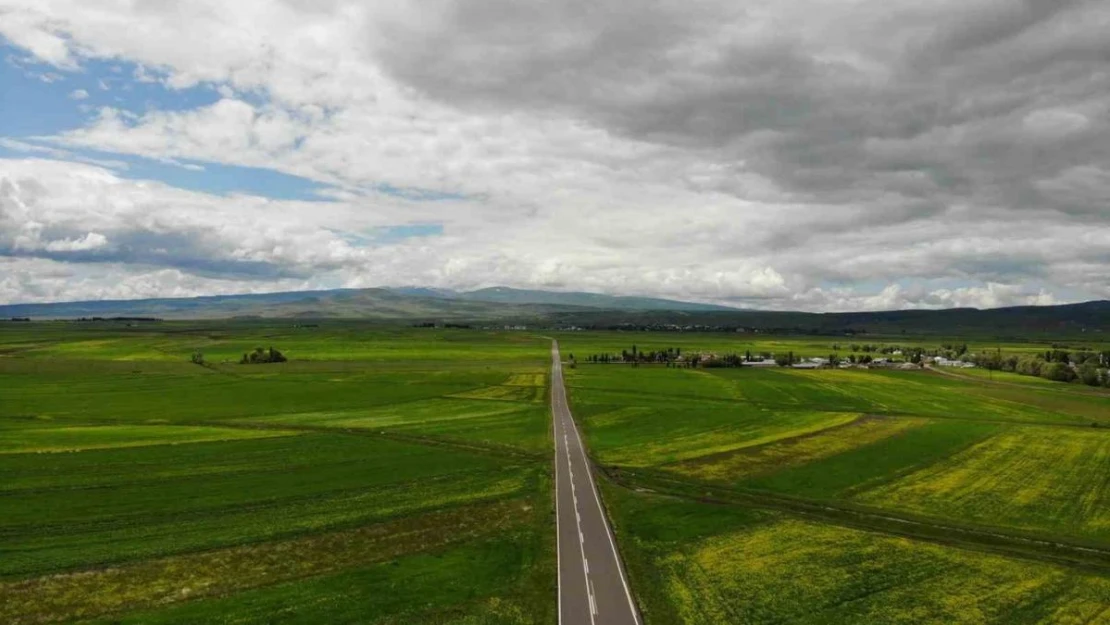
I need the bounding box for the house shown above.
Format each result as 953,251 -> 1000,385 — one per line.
933,356 -> 975,368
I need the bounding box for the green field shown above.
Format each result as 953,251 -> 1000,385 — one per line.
0,322 -> 555,624
4,322 -> 1109,623
554,332 -> 1110,624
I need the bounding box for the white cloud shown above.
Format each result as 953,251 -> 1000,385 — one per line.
43,232 -> 107,252
0,0 -> 1108,310
68,88 -> 88,100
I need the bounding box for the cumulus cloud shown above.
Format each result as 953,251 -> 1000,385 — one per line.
0,0 -> 1109,310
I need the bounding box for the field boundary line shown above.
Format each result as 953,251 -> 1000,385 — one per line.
600,466 -> 1110,575
167,419 -> 544,461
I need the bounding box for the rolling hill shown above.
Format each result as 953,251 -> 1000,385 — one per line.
1,288 -> 1107,337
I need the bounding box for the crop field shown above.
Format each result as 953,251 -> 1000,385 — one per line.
556,332 -> 1110,624
859,426 -> 1110,541
4,321 -> 1108,624
617,497 -> 1110,624
0,321 -> 555,625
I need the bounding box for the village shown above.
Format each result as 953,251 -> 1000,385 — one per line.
576,344 -> 978,370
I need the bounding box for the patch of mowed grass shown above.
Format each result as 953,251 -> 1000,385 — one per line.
740,420 -> 999,499
859,426 -> 1110,542
1,499 -> 536,625
0,361 -> 513,424
0,433 -> 384,493
939,367 -> 1062,386
0,424 -> 298,453
670,416 -> 928,483
568,366 -> 740,401
452,384 -> 546,403
568,363 -> 865,467
779,368 -> 1097,425
246,397 -> 551,453
0,322 -> 548,364
660,518 -> 1110,625
93,537 -> 544,625
0,434 -> 534,576
579,400 -> 855,467
704,368 -> 875,411
971,385 -> 1110,422
391,403 -> 551,452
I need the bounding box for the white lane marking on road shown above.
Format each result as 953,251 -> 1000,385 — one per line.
553,347 -> 563,625
563,409 -> 596,625
563,396 -> 642,625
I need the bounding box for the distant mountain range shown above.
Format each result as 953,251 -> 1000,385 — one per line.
1,287 -> 1107,337
0,286 -> 735,320
389,286 -> 738,312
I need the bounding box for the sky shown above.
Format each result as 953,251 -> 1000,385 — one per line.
1,1 -> 1108,311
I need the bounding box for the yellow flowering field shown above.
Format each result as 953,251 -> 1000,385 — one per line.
856,425 -> 1110,541
669,415 -> 927,483
662,518 -> 1110,624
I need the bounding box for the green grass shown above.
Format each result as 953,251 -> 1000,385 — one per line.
91,536 -> 546,625
2,499 -> 536,624
740,420 -> 1000,499
660,517 -> 1110,624
670,416 -> 927,483
4,321 -> 1108,623
0,322 -> 555,624
567,337 -> 1110,624
859,426 -> 1110,541
0,423 -> 298,453
1,434 -> 534,577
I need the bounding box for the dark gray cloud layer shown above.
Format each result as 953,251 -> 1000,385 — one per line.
376,0 -> 1110,218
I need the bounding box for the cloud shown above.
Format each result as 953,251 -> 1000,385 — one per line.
68,88 -> 88,100
0,0 -> 1109,310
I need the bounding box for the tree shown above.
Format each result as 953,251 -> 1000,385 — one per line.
1041,362 -> 1075,383
240,346 -> 287,365
1078,363 -> 1100,387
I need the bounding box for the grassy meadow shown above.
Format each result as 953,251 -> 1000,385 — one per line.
0,321 -> 555,625
554,331 -> 1110,624
4,321 -> 1109,624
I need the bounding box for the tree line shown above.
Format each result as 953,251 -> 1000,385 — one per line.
970,348 -> 1110,387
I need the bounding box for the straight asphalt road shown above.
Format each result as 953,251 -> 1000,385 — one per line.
552,341 -> 640,625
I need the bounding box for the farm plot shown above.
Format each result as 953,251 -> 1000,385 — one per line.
571,349 -> 1110,624
0,424 -> 297,453
243,369 -> 551,453
738,419 -> 999,499
0,433 -> 533,577
0,322 -> 555,624
659,517 -> 1110,624
858,425 -> 1110,542
670,415 -> 927,483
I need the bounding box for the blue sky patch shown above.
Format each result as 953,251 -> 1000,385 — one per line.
1,44 -> 466,204
1,45 -> 222,136
334,224 -> 446,247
